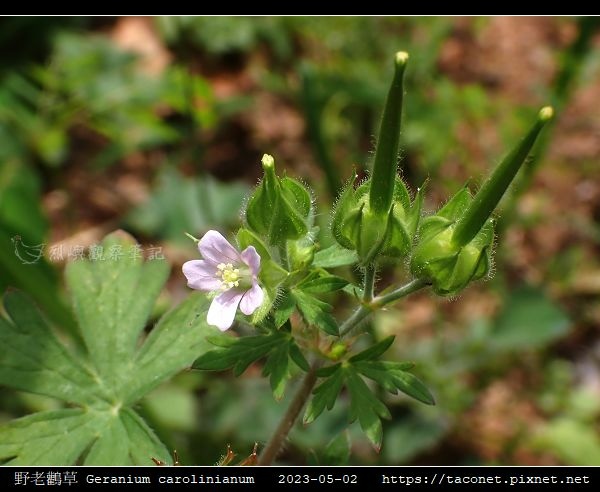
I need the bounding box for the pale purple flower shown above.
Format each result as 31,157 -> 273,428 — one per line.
182,230 -> 264,331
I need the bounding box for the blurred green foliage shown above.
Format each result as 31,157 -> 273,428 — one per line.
0,33 -> 217,168
0,232 -> 213,465
126,166 -> 249,245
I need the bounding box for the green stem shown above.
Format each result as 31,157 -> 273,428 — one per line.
337,262 -> 377,337
372,277 -> 431,308
340,277 -> 430,337
339,304 -> 374,337
363,263 -> 376,303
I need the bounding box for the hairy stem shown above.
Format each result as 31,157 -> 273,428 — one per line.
362,263 -> 376,303
258,361 -> 320,465
373,277 -> 431,308
278,244 -> 289,270
339,304 -> 374,337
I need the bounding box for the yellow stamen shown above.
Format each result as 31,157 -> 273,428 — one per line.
215,263 -> 241,290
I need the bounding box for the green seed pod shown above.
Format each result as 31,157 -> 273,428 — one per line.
410,187 -> 495,295
330,52 -> 420,264
246,154 -> 313,247
331,176 -> 423,264
452,106 -> 554,246
370,51 -> 409,216
411,107 -> 554,295
380,179 -> 425,258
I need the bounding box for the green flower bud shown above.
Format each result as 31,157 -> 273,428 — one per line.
411,107 -> 554,295
246,154 -> 313,247
328,342 -> 348,361
287,235 -> 316,271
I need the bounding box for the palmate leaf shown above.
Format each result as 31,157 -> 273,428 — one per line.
0,231 -> 214,465
353,361 -> 435,405
291,289 -> 339,336
0,291 -> 104,406
346,370 -> 391,450
193,329 -> 309,400
304,364 -> 390,449
304,365 -> 344,424
304,346 -> 434,449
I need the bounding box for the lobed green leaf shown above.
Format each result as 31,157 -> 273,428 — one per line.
304,366 -> 344,424
313,244 -> 358,268
297,273 -> 349,294
292,289 -> 339,336
0,231 -> 214,464
346,369 -> 390,449
349,336 -> 396,363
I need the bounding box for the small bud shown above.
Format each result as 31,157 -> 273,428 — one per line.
261,153 -> 275,168
287,236 -> 316,271
246,155 -> 313,247
328,342 -> 347,361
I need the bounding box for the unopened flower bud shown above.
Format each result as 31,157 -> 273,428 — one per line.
246,154 -> 313,247
287,237 -> 316,271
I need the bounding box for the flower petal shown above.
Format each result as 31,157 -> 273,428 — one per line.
182,260 -> 221,291
198,230 -> 241,265
240,245 -> 261,276
207,289 -> 244,331
239,282 -> 264,315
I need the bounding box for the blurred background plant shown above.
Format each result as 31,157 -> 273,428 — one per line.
1,16 -> 599,465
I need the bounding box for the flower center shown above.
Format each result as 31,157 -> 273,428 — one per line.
216,263 -> 242,290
